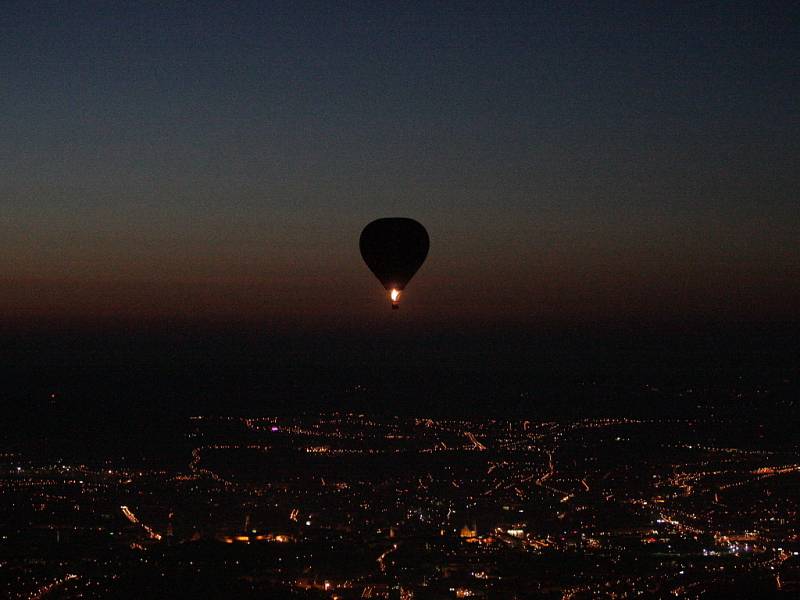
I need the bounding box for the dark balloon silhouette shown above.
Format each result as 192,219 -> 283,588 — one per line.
360,218 -> 430,309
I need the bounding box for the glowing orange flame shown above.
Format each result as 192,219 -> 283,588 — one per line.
390,289 -> 400,302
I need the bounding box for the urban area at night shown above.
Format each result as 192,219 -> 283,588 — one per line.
3,377 -> 799,599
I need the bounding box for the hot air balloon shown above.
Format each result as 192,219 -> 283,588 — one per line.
360,218 -> 429,309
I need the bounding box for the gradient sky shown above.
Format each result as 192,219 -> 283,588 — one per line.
2,2 -> 798,330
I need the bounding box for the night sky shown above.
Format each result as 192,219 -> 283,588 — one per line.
2,2 -> 798,331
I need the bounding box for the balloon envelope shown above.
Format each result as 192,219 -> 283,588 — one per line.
359,218 -> 429,305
